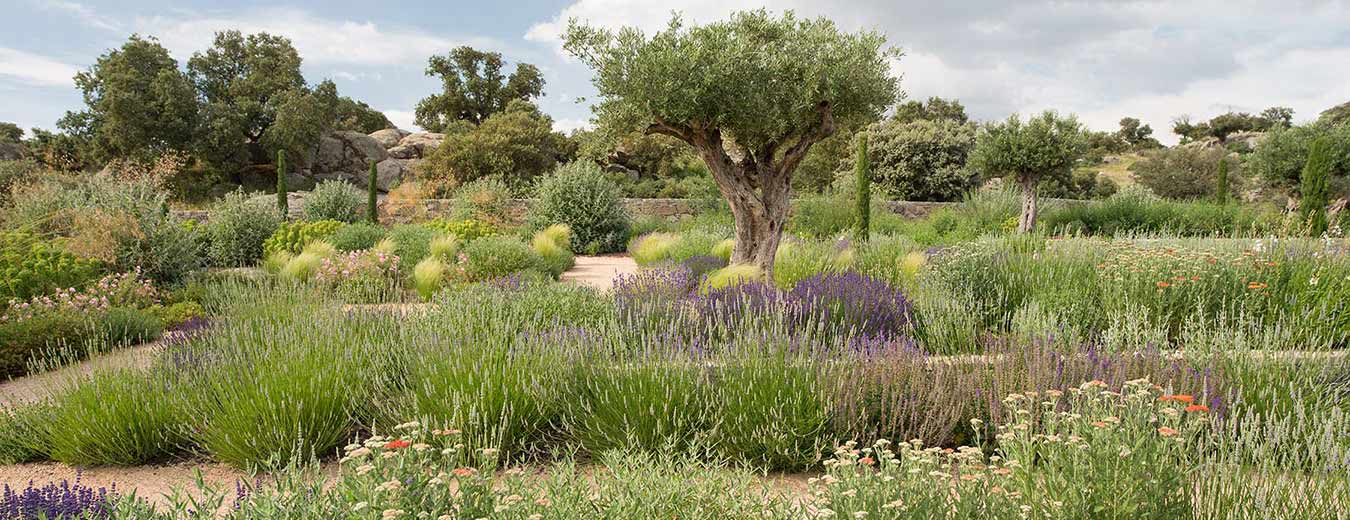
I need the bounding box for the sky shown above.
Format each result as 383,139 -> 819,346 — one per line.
2,0 -> 1349,145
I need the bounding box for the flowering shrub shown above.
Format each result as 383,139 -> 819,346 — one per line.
314,250 -> 401,303
329,421 -> 525,519
788,271 -> 914,339
262,219 -> 346,256
0,231 -> 103,301
2,270 -> 159,324
813,379 -> 1211,519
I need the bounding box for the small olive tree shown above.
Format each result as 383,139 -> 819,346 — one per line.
970,111 -> 1087,233
564,10 -> 899,276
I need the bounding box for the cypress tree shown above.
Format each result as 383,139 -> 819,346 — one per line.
1215,156 -> 1229,204
276,150 -> 288,218
855,133 -> 871,242
1300,137 -> 1331,235
367,160 -> 379,224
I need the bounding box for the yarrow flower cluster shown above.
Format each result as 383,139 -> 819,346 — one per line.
1,269 -> 159,323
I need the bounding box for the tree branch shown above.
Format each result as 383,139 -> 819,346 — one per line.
776,101 -> 837,175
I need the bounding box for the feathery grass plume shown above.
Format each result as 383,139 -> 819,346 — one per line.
700,264 -> 762,292
630,232 -> 681,266
279,252 -> 324,282
428,235 -> 461,260
412,257 -> 447,300
539,223 -> 573,249
531,229 -> 575,279
262,250 -> 294,276
300,240 -> 337,259
372,237 -> 397,256
711,239 -> 735,262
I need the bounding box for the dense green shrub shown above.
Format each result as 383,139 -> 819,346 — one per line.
861,118 -> 977,201
262,220 -> 346,256
303,180 -> 365,223
388,224 -> 445,271
528,161 -> 630,254
1130,147 -> 1229,200
421,100 -> 571,191
328,222 -> 387,252
1042,187 -> 1276,236
115,217 -> 207,286
98,307 -> 163,347
147,301 -> 205,329
461,236 -> 540,281
1247,121 -> 1350,195
450,177 -> 515,224
0,311 -> 98,378
0,232 -> 103,301
423,219 -> 498,242
206,191 -> 283,267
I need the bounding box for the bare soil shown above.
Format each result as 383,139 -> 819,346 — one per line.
560,255 -> 639,291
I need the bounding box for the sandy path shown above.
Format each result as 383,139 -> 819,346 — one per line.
560,255 -> 639,291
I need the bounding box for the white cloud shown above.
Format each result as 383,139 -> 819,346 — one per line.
552,117 -> 593,134
129,8 -> 501,67
0,47 -> 79,87
382,110 -> 419,132
39,0 -> 121,32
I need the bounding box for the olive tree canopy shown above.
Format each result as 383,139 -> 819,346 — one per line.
970,111 -> 1087,233
564,10 -> 900,275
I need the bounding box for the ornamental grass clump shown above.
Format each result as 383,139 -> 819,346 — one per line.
630,232 -> 681,266
531,224 -> 575,279
412,257 -> 446,301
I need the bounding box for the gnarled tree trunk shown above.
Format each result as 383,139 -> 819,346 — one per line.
647,103 -> 835,281
1018,174 -> 1040,233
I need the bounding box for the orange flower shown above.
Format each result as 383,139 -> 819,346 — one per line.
1185,404 -> 1210,413
452,467 -> 478,477
859,456 -> 875,466
384,439 -> 411,450
1091,421 -> 1108,428
1156,281 -> 1171,288
1157,427 -> 1180,437
1086,380 -> 1108,388
1247,282 -> 1268,290
1159,394 -> 1195,404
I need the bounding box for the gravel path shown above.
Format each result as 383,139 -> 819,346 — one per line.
560,255 -> 640,291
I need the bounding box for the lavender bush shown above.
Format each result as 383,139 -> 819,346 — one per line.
0,474 -> 118,519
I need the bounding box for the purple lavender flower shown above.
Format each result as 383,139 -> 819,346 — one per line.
0,473 -> 119,519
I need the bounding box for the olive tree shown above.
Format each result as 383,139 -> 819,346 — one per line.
564,10 -> 899,276
970,111 -> 1087,233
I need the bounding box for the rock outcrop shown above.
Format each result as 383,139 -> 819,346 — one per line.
295,129 -> 443,192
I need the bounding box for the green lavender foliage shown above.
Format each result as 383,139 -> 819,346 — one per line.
855,133 -> 871,242
1299,137 -> 1331,235
367,160 -> 379,224
277,150 -> 288,218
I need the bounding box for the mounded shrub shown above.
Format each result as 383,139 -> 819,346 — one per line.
388,225 -> 445,271
527,161 -> 630,254
630,232 -> 681,266
1,232 -> 103,301
262,220 -> 346,256
206,191 -> 283,267
461,236 -> 540,281
423,219 -> 498,242
303,181 -> 365,223
328,222 -> 388,252
0,311 -> 97,378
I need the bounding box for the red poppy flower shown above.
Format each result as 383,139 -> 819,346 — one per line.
384,439 -> 411,450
